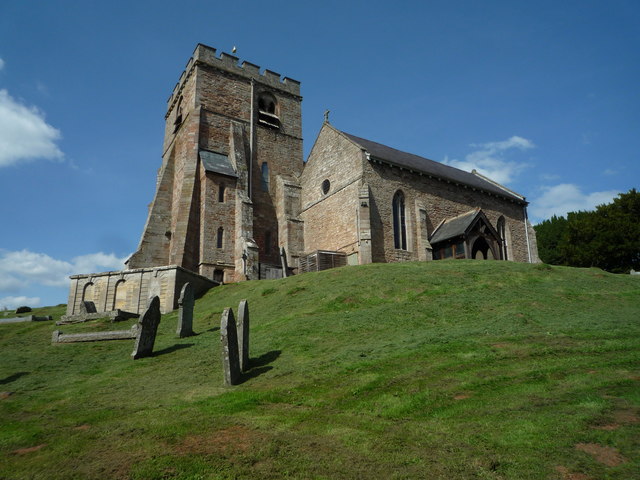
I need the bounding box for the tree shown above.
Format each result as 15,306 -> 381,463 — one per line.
534,215 -> 568,265
534,189 -> 640,273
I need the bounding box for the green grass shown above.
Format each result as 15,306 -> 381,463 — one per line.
1,261 -> 639,479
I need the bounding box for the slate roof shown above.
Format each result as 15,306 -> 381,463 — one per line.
341,131 -> 526,204
429,209 -> 480,245
200,150 -> 237,177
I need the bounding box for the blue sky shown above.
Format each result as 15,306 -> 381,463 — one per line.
1,0 -> 638,309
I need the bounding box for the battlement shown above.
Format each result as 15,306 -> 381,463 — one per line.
167,43 -> 301,110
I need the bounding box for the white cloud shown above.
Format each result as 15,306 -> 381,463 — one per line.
443,135 -> 534,185
0,274 -> 28,292
0,89 -> 64,167
0,296 -> 41,310
0,58 -> 4,71
0,249 -> 128,290
530,184 -> 619,222
603,168 -> 617,176
72,252 -> 128,277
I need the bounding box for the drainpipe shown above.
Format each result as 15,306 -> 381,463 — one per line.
249,79 -> 255,200
523,205 -> 532,263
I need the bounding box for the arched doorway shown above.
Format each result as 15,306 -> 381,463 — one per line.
471,237 -> 494,260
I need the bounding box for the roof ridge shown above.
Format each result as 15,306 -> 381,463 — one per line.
339,130 -> 527,205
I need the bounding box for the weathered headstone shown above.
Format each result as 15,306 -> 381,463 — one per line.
80,301 -> 97,314
237,299 -> 250,372
220,307 -> 241,385
280,247 -> 289,278
131,296 -> 161,360
176,282 -> 195,338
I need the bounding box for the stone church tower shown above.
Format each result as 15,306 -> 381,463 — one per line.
126,44 -> 304,283
65,43 -> 539,318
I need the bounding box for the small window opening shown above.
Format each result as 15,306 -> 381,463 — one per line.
218,183 -> 225,203
216,227 -> 224,248
261,162 -> 270,192
321,179 -> 331,195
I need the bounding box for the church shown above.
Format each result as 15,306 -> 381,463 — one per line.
65,44 -> 539,315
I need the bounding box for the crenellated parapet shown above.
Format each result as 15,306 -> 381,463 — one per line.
167,43 -> 300,115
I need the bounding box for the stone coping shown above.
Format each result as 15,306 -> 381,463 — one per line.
57,310 -> 139,325
69,264 -> 209,280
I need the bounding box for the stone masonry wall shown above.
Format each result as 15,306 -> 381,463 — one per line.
362,159 -> 533,263
300,124 -> 365,257
194,49 -> 303,269
199,168 -> 237,280
66,266 -> 215,315
253,125 -> 304,265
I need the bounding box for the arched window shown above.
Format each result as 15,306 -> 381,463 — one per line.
217,227 -> 224,248
392,191 -> 407,250
218,183 -> 226,203
497,216 -> 508,260
261,162 -> 269,192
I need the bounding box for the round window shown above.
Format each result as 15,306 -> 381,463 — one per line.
321,179 -> 330,194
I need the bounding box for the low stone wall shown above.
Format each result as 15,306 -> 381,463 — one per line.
66,265 -> 216,316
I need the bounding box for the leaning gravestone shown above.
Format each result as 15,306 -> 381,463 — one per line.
220,307 -> 241,385
237,299 -> 250,372
131,296 -> 161,360
176,282 -> 195,338
80,301 -> 97,314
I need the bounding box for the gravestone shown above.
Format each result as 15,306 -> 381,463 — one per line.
131,296 -> 161,359
80,301 -> 97,314
176,282 -> 195,338
237,299 -> 249,372
52,325 -> 139,343
0,315 -> 52,325
220,307 -> 241,385
280,247 -> 289,278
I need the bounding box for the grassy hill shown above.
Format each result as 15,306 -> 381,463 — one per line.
1,261 -> 639,479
